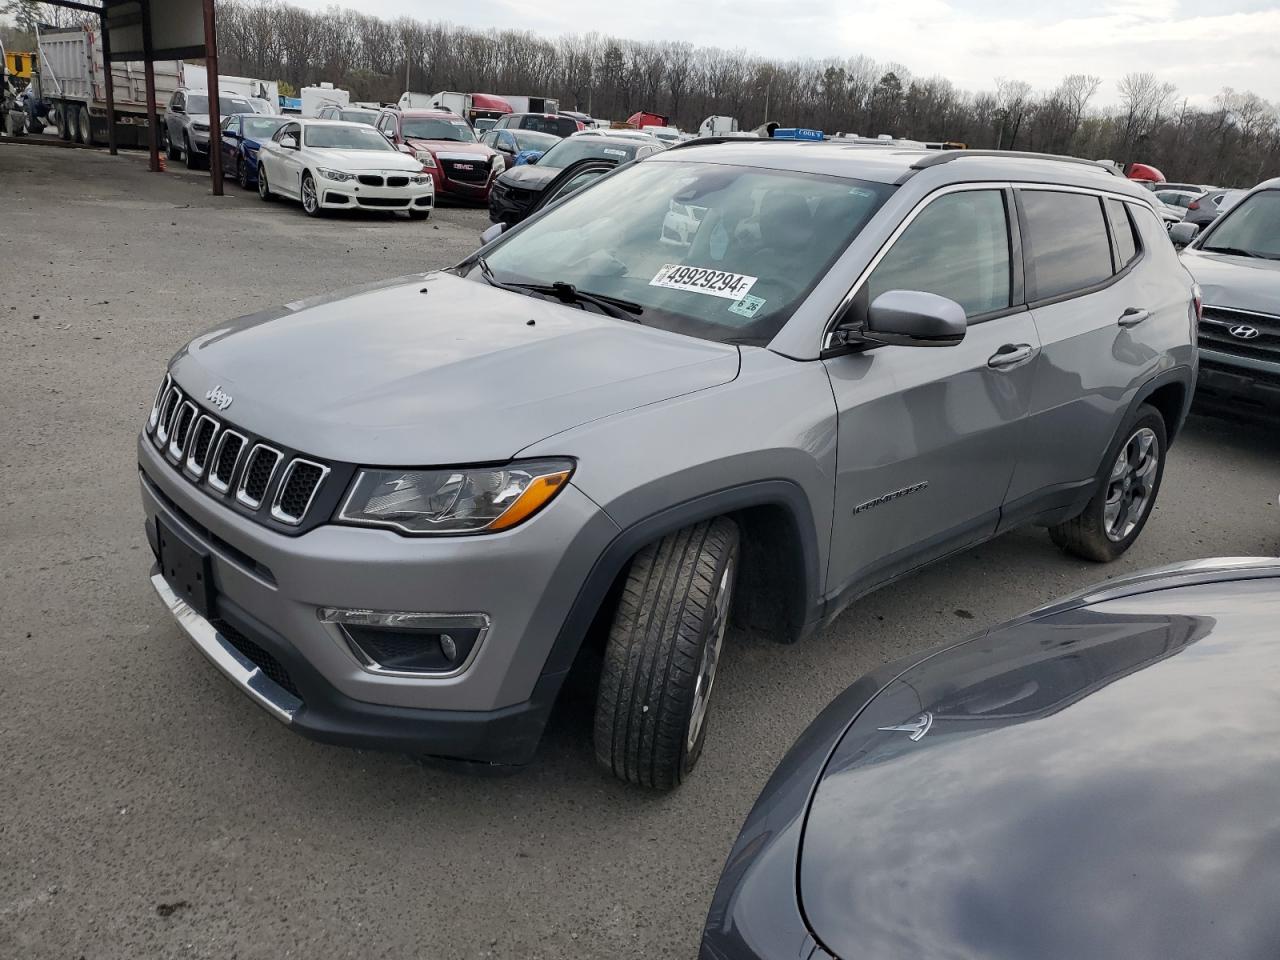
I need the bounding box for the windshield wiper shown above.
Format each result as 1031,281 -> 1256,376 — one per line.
472,257 -> 643,322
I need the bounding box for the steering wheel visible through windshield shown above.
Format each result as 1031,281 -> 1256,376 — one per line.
478,160 -> 894,345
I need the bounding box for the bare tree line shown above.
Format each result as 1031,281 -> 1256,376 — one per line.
9,0 -> 1277,186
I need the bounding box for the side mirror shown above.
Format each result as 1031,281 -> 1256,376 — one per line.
851,290 -> 967,347
280,134 -> 298,150
479,222 -> 507,246
1168,221 -> 1198,247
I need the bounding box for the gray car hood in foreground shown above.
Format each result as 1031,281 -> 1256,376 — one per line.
1180,247 -> 1280,312
799,566 -> 1280,960
169,272 -> 740,465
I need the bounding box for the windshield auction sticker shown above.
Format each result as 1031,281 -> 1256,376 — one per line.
650,264 -> 758,300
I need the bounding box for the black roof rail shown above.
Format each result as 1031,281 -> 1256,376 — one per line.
667,135 -> 809,151
900,149 -> 1122,183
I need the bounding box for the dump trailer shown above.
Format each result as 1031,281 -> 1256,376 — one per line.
39,25 -> 190,147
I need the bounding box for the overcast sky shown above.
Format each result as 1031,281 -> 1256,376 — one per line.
286,0 -> 1280,107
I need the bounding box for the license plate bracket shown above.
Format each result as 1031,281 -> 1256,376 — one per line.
157,518 -> 214,618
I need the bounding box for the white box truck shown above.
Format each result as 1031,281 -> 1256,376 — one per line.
300,83 -> 349,118
38,24 -> 190,146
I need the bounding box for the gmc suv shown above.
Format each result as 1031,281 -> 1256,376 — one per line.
139,144 -> 1197,789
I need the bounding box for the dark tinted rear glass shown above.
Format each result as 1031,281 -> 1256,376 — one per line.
518,116 -> 578,137
1021,191 -> 1114,299
1105,198 -> 1139,267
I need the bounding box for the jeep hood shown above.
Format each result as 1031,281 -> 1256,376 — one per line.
168,272 -> 740,465
1180,248 -> 1280,313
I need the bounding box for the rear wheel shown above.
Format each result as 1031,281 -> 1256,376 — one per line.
593,517 -> 740,790
1049,404 -> 1167,562
77,105 -> 94,145
56,102 -> 72,141
301,172 -> 322,217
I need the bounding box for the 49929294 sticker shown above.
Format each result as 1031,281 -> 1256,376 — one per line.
649,264 -> 758,301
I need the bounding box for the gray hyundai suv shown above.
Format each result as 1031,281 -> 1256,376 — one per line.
139,144 -> 1197,789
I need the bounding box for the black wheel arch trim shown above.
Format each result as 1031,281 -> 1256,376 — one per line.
538,479 -> 825,682
1131,363 -> 1195,444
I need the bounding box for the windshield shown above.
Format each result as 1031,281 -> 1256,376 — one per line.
304,124 -> 396,150
480,160 -> 894,345
1200,189 -> 1280,259
402,117 -> 476,142
188,94 -> 255,116
340,109 -> 378,125
513,130 -> 560,151
539,138 -> 637,169
243,116 -> 288,139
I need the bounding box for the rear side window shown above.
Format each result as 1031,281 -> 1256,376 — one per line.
1105,198 -> 1140,268
867,189 -> 1011,318
1021,191 -> 1113,300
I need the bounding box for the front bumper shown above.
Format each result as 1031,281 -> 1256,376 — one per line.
1197,349 -> 1280,413
139,433 -> 619,763
488,181 -> 537,224
429,166 -> 495,202
317,178 -> 434,213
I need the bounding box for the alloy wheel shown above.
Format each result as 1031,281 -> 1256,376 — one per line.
686,556 -> 735,754
1104,427 -> 1159,542
302,176 -> 318,214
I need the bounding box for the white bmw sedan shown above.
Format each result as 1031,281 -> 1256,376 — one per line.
256,119 -> 434,219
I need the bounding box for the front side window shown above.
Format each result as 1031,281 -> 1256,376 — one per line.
1105,198 -> 1140,268
1020,190 -> 1114,300
303,124 -> 396,151
867,190 -> 1011,318
274,123 -> 300,143
480,160 -> 894,345
1198,189 -> 1280,259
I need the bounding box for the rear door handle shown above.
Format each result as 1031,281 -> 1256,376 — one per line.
1118,307 -> 1151,327
988,343 -> 1036,369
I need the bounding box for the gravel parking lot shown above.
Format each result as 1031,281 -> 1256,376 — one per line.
1,142 -> 1276,960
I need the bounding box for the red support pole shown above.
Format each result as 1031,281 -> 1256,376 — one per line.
202,0 -> 223,195
141,0 -> 160,172
98,13 -> 118,155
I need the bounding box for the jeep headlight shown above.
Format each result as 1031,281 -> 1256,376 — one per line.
337,459 -> 573,535
415,150 -> 437,168
317,166 -> 356,182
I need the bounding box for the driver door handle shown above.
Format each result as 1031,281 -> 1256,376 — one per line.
1118,307 -> 1151,327
988,343 -> 1036,369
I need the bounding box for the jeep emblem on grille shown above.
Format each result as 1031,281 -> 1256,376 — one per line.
1229,324 -> 1260,340
206,385 -> 234,411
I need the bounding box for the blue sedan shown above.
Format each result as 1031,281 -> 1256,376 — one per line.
221,114 -> 291,189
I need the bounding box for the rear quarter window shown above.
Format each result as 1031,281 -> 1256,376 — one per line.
1021,191 -> 1114,301
1104,198 -> 1140,268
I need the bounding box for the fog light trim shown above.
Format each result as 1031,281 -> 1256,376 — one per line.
318,608 -> 489,679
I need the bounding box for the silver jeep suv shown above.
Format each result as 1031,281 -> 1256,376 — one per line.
139,144 -> 1197,789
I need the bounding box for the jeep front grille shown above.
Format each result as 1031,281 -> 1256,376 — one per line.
143,375 -> 333,530
271,459 -> 329,525
237,444 -> 282,508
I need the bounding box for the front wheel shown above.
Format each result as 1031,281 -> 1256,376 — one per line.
593,517 -> 740,790
237,155 -> 251,190
184,134 -> 198,169
301,172 -> 322,217
1049,404 -> 1167,562
257,163 -> 273,201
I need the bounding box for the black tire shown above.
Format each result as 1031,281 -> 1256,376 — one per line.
593,517 -> 740,790
1049,404 -> 1167,562
78,105 -> 94,146
184,134 -> 199,169
57,102 -> 72,141
301,172 -> 322,217
162,124 -> 177,160
257,164 -> 273,201
237,155 -> 250,190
